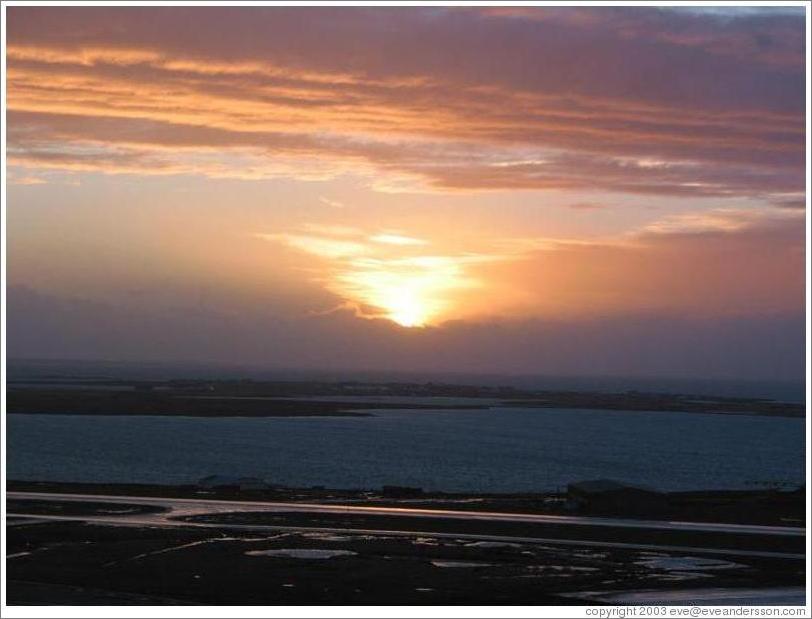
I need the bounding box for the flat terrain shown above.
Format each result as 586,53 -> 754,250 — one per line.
7,520 -> 803,606
5,486 -> 806,605
7,378 -> 803,417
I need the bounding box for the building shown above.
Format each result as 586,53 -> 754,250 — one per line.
197,475 -> 269,491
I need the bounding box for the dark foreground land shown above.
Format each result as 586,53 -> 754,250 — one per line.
6,378 -> 804,417
5,481 -> 806,605
6,520 -> 802,606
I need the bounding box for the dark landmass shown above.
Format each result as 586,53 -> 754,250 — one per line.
8,480 -> 806,527
6,517 -> 803,605
7,482 -> 805,604
504,393 -> 804,416
174,510 -> 803,555
0,522 -> 661,605
6,378 -> 804,417
5,389 -> 488,417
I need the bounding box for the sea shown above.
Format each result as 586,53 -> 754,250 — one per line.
6,406 -> 805,492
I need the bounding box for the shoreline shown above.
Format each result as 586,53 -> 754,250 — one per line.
6,379 -> 804,418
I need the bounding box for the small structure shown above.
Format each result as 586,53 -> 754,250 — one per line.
197,475 -> 269,491
567,479 -> 664,513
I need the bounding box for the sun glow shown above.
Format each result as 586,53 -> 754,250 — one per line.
333,256 -> 476,327
265,228 -> 493,327
370,281 -> 436,328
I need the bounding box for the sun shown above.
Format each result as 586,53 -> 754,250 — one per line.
383,286 -> 433,328
331,256 -> 472,328
345,270 -> 443,328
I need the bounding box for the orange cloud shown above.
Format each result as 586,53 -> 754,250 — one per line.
483,208 -> 805,318
5,6 -> 804,200
258,206 -> 804,328
261,225 -> 509,326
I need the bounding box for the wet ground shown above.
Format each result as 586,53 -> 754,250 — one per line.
5,489 -> 806,605
6,517 -> 804,605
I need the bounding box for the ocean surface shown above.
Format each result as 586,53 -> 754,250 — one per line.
7,406 -> 805,492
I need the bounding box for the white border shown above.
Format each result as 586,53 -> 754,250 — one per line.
1,1 -> 809,617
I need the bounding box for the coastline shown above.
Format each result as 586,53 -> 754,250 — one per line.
6,379 -> 804,418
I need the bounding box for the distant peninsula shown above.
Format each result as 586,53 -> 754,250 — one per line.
6,379 -> 804,418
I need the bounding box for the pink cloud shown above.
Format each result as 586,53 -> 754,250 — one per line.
5,7 -> 805,200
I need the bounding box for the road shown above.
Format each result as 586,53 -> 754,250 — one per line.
6,491 -> 805,560
5,511 -> 805,560
7,491 -> 805,536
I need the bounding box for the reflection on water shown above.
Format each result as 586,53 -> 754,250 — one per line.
567,587 -> 806,605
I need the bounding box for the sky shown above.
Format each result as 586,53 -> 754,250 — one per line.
5,5 -> 807,381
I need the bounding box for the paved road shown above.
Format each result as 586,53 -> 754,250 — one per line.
6,511 -> 805,560
7,491 -> 805,536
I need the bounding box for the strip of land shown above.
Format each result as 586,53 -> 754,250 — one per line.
6,378 -> 804,417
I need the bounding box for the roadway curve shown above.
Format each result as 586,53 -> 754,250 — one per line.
7,491 -> 805,537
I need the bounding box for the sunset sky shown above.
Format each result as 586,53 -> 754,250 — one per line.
5,5 -> 807,380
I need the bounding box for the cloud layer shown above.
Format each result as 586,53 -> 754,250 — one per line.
7,7 -> 805,200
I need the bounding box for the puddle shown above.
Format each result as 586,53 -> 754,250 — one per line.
431,560 -> 494,568
572,550 -> 610,559
637,556 -> 746,572
302,533 -> 353,542
245,549 -> 357,559
561,587 -> 805,605
528,565 -> 600,573
413,537 -> 441,546
465,541 -> 521,549
296,532 -> 399,542
656,571 -> 714,581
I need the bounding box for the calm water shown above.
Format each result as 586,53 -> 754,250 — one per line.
7,407 -> 805,492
